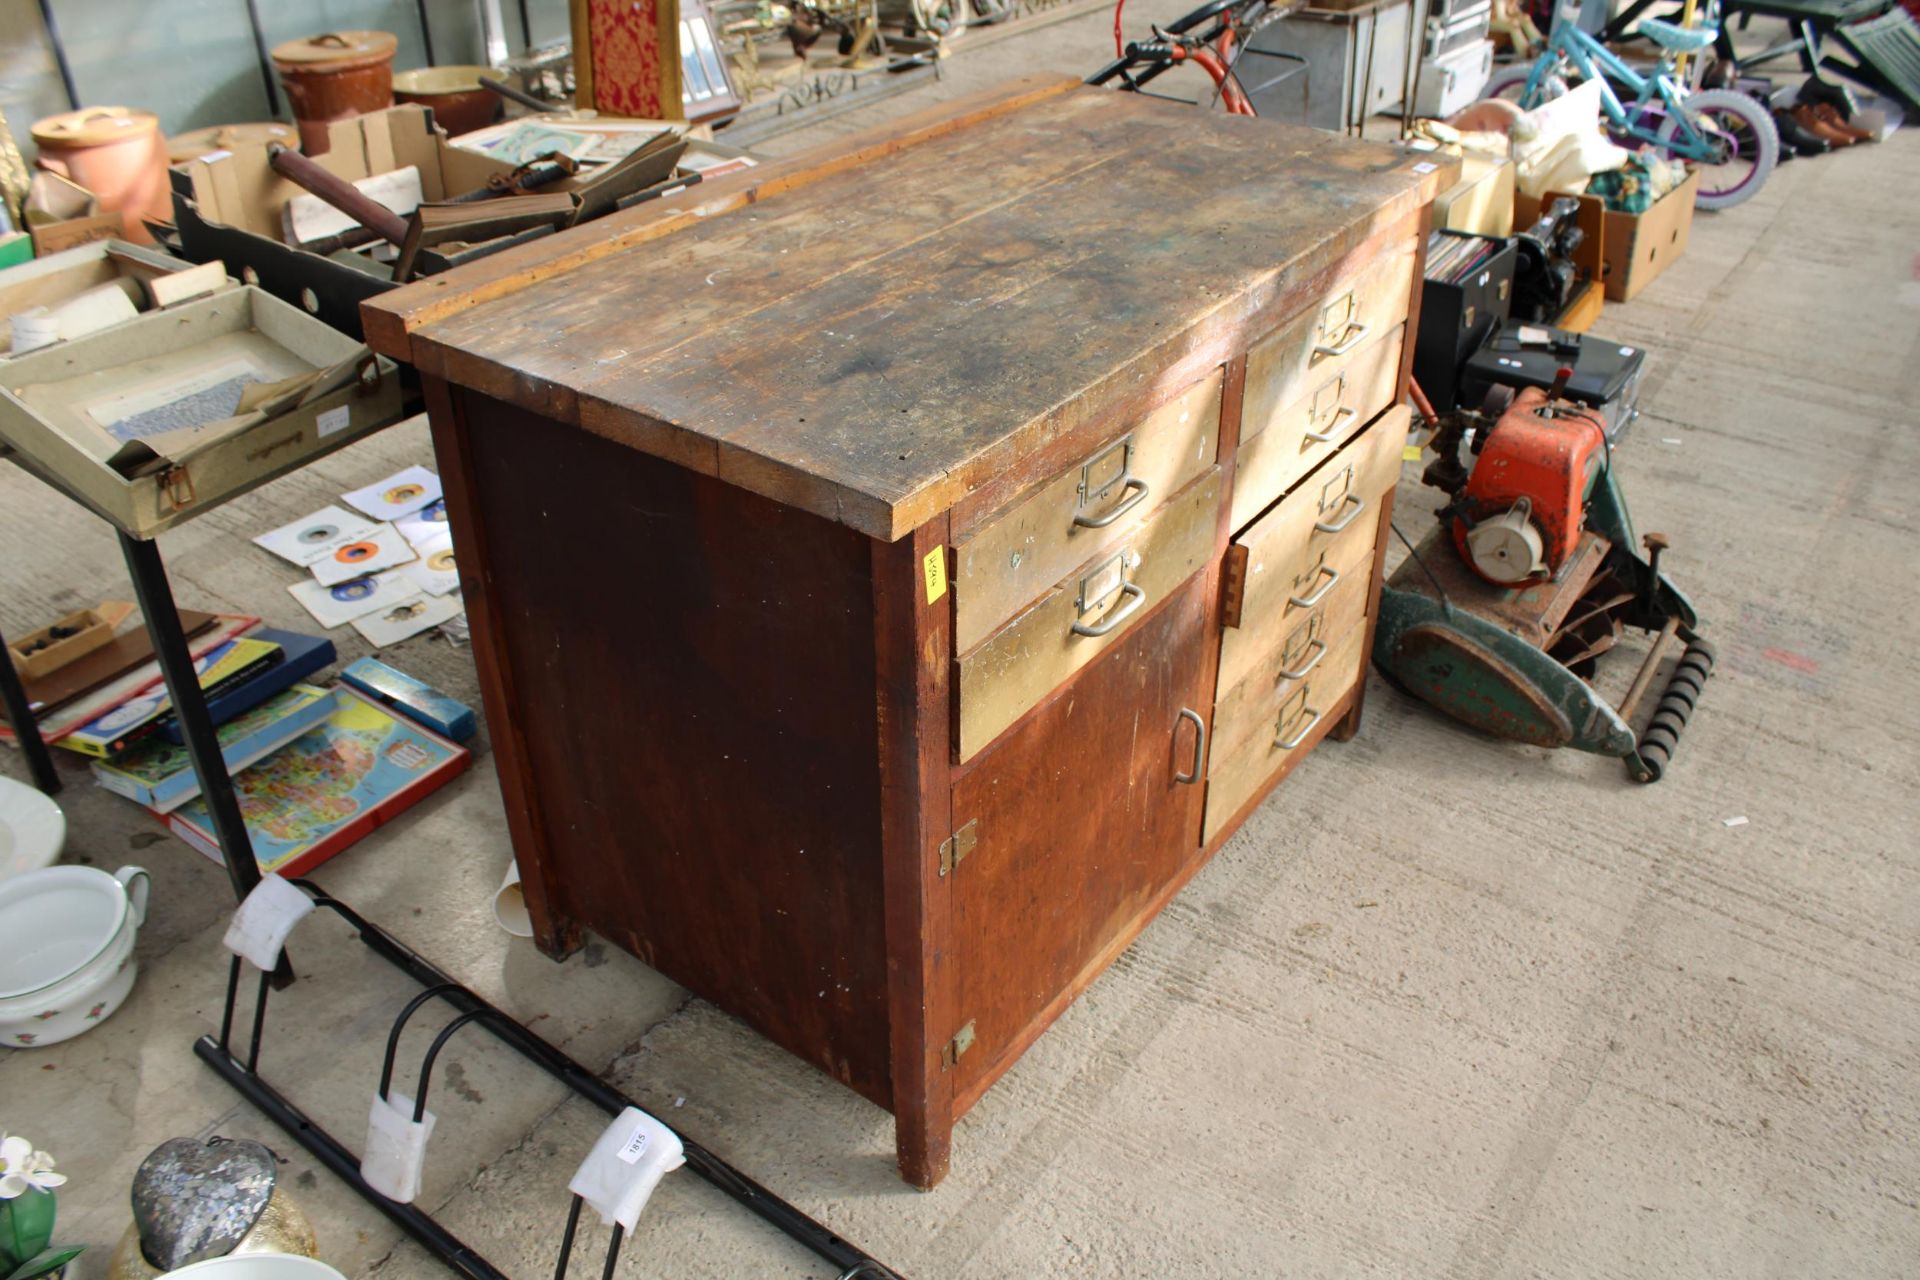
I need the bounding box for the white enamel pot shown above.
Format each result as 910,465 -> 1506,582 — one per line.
0,863 -> 150,1046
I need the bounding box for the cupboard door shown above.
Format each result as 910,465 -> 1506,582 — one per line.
946,568 -> 1217,1107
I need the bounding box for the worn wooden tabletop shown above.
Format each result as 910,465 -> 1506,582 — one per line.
364,75 -> 1449,541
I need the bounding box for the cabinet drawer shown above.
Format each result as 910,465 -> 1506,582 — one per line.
1231,324 -> 1404,531
1210,534 -> 1372,764
959,468 -> 1222,761
1241,237 -> 1416,466
1203,624 -> 1369,844
955,371 -> 1223,653
1218,406 -> 1406,695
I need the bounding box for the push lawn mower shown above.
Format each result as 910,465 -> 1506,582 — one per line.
1373,371 -> 1715,781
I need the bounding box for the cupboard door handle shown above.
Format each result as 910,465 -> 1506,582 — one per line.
1302,406 -> 1356,444
1073,476 -> 1150,529
1314,492 -> 1367,534
1288,564 -> 1340,610
1174,708 -> 1206,784
1313,321 -> 1370,358
1275,706 -> 1324,752
1277,638 -> 1327,682
1071,580 -> 1146,637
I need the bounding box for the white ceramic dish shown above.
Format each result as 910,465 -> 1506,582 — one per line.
162,1253 -> 347,1280
0,862 -> 148,1046
0,775 -> 66,883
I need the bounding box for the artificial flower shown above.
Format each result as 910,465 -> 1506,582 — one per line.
0,1134 -> 67,1198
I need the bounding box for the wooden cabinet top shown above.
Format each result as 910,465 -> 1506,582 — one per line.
363,75 -> 1450,541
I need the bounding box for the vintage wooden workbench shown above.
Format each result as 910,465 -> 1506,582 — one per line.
365,75 -> 1450,1188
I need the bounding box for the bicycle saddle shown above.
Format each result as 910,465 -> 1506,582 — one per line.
1638,18 -> 1718,50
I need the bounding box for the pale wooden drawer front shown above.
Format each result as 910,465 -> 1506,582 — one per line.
1241,238 -> 1415,455
1231,324 -> 1404,531
955,371 -> 1223,653
1203,625 -> 1369,844
1218,406 -> 1406,694
1210,541 -> 1372,765
959,468 -> 1223,761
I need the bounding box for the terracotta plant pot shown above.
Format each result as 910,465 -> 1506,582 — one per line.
30,107 -> 170,244
393,65 -> 504,137
271,30 -> 398,155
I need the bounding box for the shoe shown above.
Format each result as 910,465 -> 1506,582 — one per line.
1796,76 -> 1860,119
1772,107 -> 1832,156
1790,102 -> 1857,147
1809,101 -> 1875,142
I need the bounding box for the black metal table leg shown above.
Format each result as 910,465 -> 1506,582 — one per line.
0,615 -> 61,795
119,533 -> 294,986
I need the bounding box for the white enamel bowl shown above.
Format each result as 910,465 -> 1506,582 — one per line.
0,775 -> 66,883
0,863 -> 149,1046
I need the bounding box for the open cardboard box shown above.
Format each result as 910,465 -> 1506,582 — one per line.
1513,188 -> 1606,333
1,239 -> 229,357
167,107 -> 519,339
1434,152 -> 1515,239
0,285 -> 403,537
1592,168 -> 1698,302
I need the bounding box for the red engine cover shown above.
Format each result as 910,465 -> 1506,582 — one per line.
1453,387 -> 1606,580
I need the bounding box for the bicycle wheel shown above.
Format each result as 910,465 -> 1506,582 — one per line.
1655,88 -> 1778,210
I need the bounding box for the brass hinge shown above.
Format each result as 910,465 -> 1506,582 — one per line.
1220,543 -> 1249,630
938,818 -> 978,877
160,464 -> 197,511
943,1019 -> 976,1068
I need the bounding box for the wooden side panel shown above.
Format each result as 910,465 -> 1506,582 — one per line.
948,569 -> 1215,1111
453,387 -> 895,1106
872,520 -> 957,1188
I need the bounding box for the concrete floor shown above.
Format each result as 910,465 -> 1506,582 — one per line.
4,9 -> 1918,1278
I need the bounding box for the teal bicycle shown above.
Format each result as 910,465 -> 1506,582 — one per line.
1483,6 -> 1780,209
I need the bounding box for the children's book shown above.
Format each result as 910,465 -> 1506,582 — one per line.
58,635 -> 281,758
165,684 -> 470,878
160,627 -> 335,743
92,684 -> 334,812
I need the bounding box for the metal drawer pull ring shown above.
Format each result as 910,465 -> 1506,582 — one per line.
1073,476 -> 1151,529
1071,580 -> 1146,637
1314,493 -> 1367,534
1288,565 -> 1340,610
1174,708 -> 1206,784
1276,706 -> 1324,751
1277,639 -> 1327,682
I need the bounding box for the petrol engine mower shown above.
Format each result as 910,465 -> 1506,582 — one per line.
1373,371 -> 1715,781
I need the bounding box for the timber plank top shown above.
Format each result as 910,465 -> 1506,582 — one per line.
363,75 -> 1451,541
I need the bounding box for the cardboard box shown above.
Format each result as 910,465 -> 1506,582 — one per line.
1595,168 -> 1698,302
1433,152 -> 1515,238
1,239 -> 228,357
24,172 -> 123,256
1513,188 -> 1606,332
169,107 -> 515,339
0,286 -> 404,537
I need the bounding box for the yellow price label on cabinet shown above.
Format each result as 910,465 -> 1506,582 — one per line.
923,545 -> 948,605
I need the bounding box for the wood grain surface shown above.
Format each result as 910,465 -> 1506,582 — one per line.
366,82 -> 1451,541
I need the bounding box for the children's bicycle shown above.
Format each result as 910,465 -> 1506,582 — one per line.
1482,7 -> 1779,209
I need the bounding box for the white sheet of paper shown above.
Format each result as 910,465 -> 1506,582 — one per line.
311,523 -> 416,587
288,568 -> 421,629
342,464 -> 443,521
255,505 -> 380,567
398,529 -> 460,596
353,592 -> 464,647
285,166 -> 423,245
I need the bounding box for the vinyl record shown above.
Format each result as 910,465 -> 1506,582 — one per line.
426,549 -> 456,573
419,498 -> 448,523
297,522 -> 340,544
383,601 -> 429,624
335,541 -> 379,564
383,482 -> 426,506
330,576 -> 377,602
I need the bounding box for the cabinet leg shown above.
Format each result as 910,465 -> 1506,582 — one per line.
895,1106 -> 953,1189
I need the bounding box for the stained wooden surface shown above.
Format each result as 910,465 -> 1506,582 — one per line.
365,79 -> 1449,542
452,386 -> 897,1106
949,567 -> 1215,1109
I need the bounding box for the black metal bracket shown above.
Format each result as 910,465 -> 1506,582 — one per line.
197,883 -> 906,1280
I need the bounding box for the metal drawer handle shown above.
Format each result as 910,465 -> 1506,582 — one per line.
1071,580 -> 1146,637
1275,706 -> 1324,752
1288,564 -> 1340,610
1314,492 -> 1367,534
1313,320 -> 1370,359
1174,707 -> 1206,784
1303,406 -> 1356,445
1277,638 -> 1327,682
1073,475 -> 1150,529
